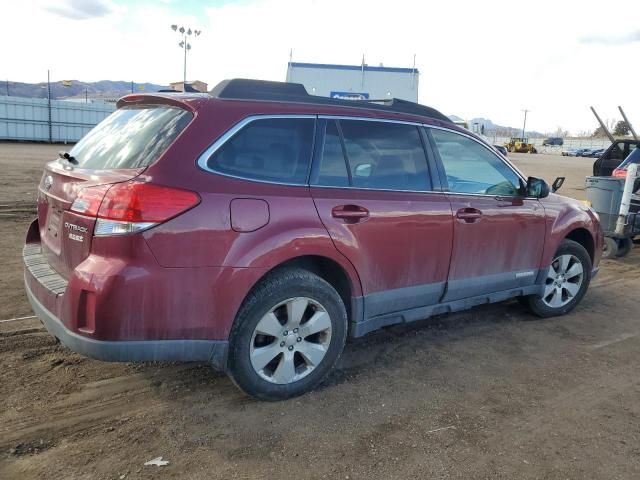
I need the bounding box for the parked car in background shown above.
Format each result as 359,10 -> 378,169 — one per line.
587,148 -> 606,158
23,78 -> 603,400
562,148 -> 578,156
543,137 -> 564,146
575,148 -> 593,157
593,139 -> 640,176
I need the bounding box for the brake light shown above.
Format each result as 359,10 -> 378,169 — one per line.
612,168 -> 627,178
97,182 -> 200,222
71,181 -> 200,236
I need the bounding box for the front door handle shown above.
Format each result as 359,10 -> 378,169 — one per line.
331,205 -> 370,223
456,207 -> 482,223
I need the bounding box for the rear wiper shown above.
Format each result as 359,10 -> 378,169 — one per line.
58,151 -> 78,165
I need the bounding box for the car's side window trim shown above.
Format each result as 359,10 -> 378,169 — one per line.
196,114 -> 317,187
334,120 -> 354,186
418,126 -> 444,192
426,125 -> 537,199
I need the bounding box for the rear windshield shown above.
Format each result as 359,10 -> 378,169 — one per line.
68,106 -> 192,169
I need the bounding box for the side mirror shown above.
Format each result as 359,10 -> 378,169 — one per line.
526,176 -> 550,198
354,163 -> 372,177
551,176 -> 565,193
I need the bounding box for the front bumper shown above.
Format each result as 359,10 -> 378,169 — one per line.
25,277 -> 229,370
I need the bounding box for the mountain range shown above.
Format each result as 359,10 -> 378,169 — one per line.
2,80 -> 168,100
1,82 -> 545,137
449,115 -> 544,138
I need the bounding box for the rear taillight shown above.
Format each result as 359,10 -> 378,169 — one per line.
612,168 -> 627,178
71,181 -> 200,236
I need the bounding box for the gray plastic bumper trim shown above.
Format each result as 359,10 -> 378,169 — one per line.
24,277 -> 228,370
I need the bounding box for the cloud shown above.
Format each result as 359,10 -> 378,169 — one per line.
44,0 -> 115,20
580,30 -> 640,45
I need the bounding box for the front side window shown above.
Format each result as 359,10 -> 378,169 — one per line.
338,120 -> 430,191
430,129 -> 522,196
206,118 -> 315,184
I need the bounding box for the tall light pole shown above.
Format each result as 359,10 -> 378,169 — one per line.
170,24 -> 201,90
521,109 -> 529,138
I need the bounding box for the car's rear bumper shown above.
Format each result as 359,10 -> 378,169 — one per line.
25,277 -> 229,369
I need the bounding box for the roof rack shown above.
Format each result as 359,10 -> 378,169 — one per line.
210,78 -> 452,124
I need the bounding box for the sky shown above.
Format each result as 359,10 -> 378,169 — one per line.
2,0 -> 639,134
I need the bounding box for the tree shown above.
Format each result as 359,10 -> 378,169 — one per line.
613,120 -> 630,137
553,126 -> 568,138
592,126 -> 609,137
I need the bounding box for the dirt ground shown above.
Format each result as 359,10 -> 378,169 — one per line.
1,143 -> 639,480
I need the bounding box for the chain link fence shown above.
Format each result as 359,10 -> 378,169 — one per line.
0,95 -> 115,143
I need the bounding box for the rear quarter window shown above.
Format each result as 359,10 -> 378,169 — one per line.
206,118 -> 315,184
69,106 -> 193,169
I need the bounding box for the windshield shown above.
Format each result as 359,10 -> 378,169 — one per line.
68,106 -> 192,169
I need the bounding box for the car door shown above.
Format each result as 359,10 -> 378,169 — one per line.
427,127 -> 546,302
309,118 -> 453,320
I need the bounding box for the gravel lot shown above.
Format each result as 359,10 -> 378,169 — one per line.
1,143 -> 638,480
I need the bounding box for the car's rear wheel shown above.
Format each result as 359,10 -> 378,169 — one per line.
227,268 -> 347,401
522,239 -> 592,318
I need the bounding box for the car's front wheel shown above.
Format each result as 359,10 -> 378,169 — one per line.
522,239 -> 592,318
227,268 -> 347,401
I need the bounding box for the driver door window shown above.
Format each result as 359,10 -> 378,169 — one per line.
430,129 -> 522,196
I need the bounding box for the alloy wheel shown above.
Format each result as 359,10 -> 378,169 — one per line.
249,297 -> 332,384
542,254 -> 584,308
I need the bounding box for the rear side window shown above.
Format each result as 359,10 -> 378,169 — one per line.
69,106 -> 192,169
207,118 -> 315,184
312,119 -> 430,191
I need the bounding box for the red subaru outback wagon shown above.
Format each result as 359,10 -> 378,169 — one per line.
24,79 -> 603,400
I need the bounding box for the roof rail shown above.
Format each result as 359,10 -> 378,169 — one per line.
210,78 -> 452,123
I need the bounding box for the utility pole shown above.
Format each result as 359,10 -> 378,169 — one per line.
521,109 -> 529,138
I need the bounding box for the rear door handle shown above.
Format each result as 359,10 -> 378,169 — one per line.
456,207 -> 482,223
331,205 -> 370,223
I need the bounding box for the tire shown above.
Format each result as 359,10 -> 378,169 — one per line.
602,237 -> 618,259
227,268 -> 347,401
522,239 -> 592,318
615,237 -> 633,257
